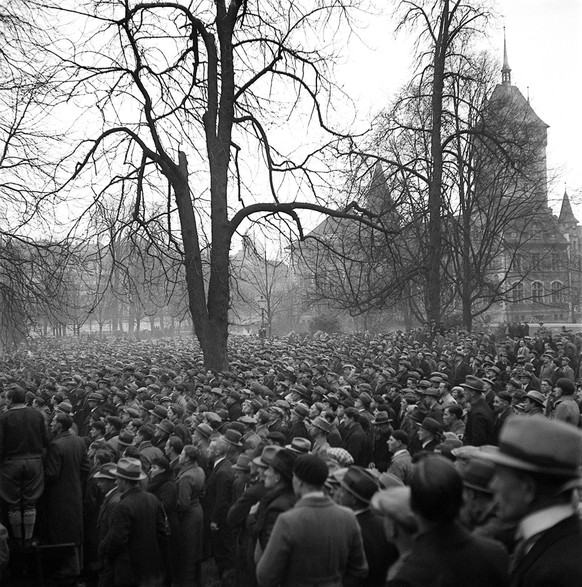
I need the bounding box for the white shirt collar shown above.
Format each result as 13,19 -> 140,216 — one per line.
214,455 -> 226,468
518,503 -> 575,542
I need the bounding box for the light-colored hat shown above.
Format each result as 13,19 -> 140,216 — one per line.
478,416 -> 582,478
113,457 -> 147,481
525,390 -> 546,407
285,437 -> 312,454
371,487 -> 417,533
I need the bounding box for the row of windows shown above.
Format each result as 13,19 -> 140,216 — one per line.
513,252 -> 565,272
512,281 -> 565,304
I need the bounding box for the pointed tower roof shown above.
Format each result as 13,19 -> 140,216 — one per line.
502,27 -> 511,86
486,29 -> 548,129
559,188 -> 578,226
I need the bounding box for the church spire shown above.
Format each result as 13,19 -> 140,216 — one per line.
559,187 -> 578,226
502,27 -> 511,86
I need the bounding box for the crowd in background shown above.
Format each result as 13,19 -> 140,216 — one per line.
0,323 -> 581,586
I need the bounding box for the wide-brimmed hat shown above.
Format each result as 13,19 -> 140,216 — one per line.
113,457 -> 147,481
461,376 -> 484,393
155,419 -> 175,436
194,422 -> 213,440
340,466 -> 380,504
371,487 -> 417,533
310,416 -> 331,434
293,404 -> 310,419
94,463 -> 118,480
525,390 -> 546,407
252,445 -> 281,467
270,449 -> 297,481
223,429 -> 243,447
231,454 -> 252,472
285,437 -> 312,454
118,430 -> 135,447
372,411 -> 392,425
149,405 -> 168,420
478,416 -> 582,478
462,459 -> 495,494
419,417 -> 443,435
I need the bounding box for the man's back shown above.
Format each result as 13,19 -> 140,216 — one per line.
388,522 -> 508,587
101,486 -> 166,586
256,493 -> 367,587
0,406 -> 47,459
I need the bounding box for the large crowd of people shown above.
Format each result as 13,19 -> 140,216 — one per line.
0,323 -> 581,586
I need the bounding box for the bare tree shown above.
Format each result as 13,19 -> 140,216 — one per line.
36,0 -> 392,368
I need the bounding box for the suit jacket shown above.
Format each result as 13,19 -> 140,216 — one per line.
204,456 -> 235,527
388,522 -> 508,587
511,514 -> 582,587
100,486 -> 167,587
464,397 -> 495,447
343,422 -> 369,466
256,494 -> 368,587
97,488 -> 121,545
356,509 -> 398,587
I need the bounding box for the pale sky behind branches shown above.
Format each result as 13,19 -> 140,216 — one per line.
335,0 -> 582,216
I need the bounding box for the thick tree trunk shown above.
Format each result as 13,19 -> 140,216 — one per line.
426,2 -> 448,327
172,152 -> 230,370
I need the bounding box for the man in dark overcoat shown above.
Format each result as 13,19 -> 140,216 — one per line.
43,412 -> 90,581
462,376 -> 495,446
100,458 -> 168,587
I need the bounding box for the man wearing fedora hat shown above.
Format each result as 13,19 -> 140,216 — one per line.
419,386 -> 444,425
522,391 -> 545,417
249,449 -> 297,565
337,466 -> 398,587
309,416 -> 331,456
287,403 -> 310,442
100,458 -> 167,586
480,416 -> 582,586
371,411 -> 393,473
461,376 -> 495,447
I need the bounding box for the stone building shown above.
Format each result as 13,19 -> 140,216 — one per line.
483,38 -> 579,325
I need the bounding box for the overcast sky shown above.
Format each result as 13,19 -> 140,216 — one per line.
336,0 -> 582,217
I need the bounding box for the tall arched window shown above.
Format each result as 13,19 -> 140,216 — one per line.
551,281 -> 563,303
512,283 -> 524,303
532,281 -> 544,303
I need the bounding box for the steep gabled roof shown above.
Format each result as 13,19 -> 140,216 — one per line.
487,83 -> 549,129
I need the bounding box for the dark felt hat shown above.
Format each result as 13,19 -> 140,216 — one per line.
341,466 -> 380,503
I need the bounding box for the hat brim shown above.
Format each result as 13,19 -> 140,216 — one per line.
225,439 -> 243,447
460,384 -> 483,393
113,470 -> 147,481
340,479 -> 372,504
231,464 -> 251,471
477,447 -> 579,478
93,473 -> 117,480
